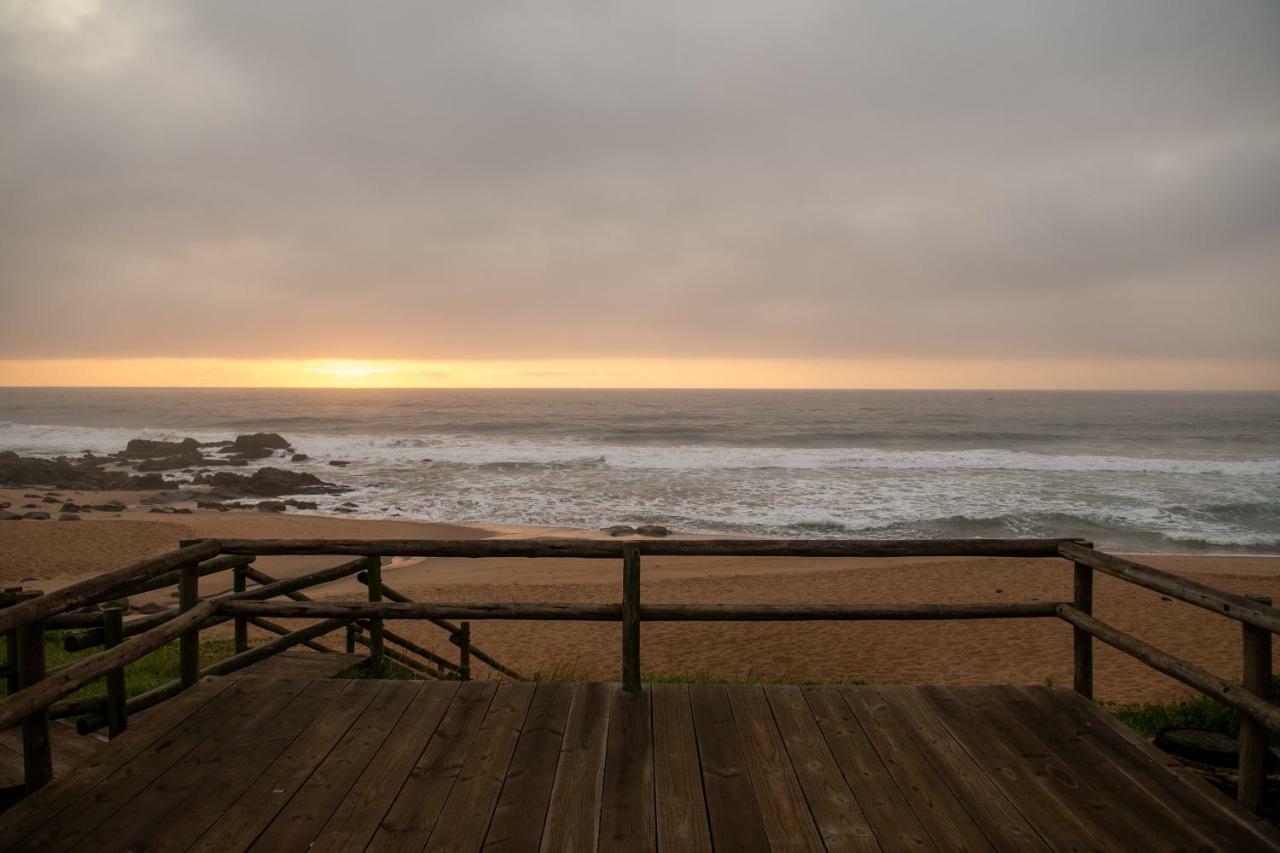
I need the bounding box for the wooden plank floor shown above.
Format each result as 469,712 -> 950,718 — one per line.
0,677 -> 1276,852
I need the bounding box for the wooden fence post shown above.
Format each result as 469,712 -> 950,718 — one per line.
101,603 -> 128,738
179,562 -> 200,689
458,622 -> 471,682
1238,595 -> 1272,811
17,619 -> 52,791
3,588 -> 38,697
345,624 -> 357,654
232,563 -> 249,654
622,543 -> 641,693
366,556 -> 384,673
1073,561 -> 1093,699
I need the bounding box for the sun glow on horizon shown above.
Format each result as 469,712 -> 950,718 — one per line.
0,357 -> 1277,391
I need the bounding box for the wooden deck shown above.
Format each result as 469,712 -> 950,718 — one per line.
0,677 -> 1275,852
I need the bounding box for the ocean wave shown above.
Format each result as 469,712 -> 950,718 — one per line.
3,421 -> 1278,477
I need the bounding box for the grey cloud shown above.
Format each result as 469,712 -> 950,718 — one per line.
1,1 -> 1277,360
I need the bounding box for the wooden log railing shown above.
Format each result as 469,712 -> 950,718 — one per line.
0,535 -> 1277,815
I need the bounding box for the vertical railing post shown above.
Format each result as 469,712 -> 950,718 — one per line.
366,556 -> 384,673
1073,560 -> 1094,699
345,624 -> 357,654
179,561 -> 200,690
622,543 -> 641,693
3,587 -> 38,698
458,622 -> 471,682
232,562 -> 249,655
1238,595 -> 1272,812
101,603 -> 128,739
17,619 -> 52,792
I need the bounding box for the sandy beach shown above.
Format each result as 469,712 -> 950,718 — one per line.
2,486 -> 1277,704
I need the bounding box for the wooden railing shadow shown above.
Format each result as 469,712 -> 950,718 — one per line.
0,536 -> 1275,813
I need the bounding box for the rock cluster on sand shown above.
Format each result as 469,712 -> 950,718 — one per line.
601,524 -> 672,537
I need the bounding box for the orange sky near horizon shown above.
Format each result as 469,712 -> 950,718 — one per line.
0,357 -> 1276,390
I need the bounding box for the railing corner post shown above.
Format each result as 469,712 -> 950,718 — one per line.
178,561 -> 200,690
366,556 -> 384,673
17,618 -> 52,792
622,543 -> 641,693
345,623 -> 357,654
1073,560 -> 1093,700
101,603 -> 128,738
1238,594 -> 1271,812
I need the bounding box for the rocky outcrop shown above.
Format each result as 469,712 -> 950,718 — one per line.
199,466 -> 347,497
256,500 -> 287,513
636,525 -> 671,537
603,525 -> 636,537
120,438 -> 200,458
0,453 -> 179,491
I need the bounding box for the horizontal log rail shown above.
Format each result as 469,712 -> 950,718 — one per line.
2,535 -> 1277,814
1060,543 -> 1280,633
207,537 -> 1088,559
0,600 -> 217,732
1057,604 -> 1280,733
0,541 -> 219,636
215,600 -> 1063,621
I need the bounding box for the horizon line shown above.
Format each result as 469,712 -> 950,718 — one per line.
1,385 -> 1275,393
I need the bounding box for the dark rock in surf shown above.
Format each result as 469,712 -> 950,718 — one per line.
603,525 -> 636,537
231,433 -> 292,453
636,524 -> 671,537
202,466 -> 347,497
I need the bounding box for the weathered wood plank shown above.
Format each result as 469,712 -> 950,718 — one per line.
483,683 -> 574,853
541,682 -> 613,852
0,676 -> 238,852
597,687 -> 654,852
689,685 -> 769,852
83,679 -> 345,853
1018,686 -> 1280,851
918,686 -> 1114,852
19,678 -> 310,853
976,685 -> 1212,849
190,680 -> 384,853
309,682 -> 459,853
367,681 -> 498,852
873,686 -> 1051,851
765,686 -> 879,852
728,686 -> 825,851
841,687 -> 994,853
425,682 -> 536,852
803,686 -> 932,851
651,685 -> 712,853
248,681 -> 420,852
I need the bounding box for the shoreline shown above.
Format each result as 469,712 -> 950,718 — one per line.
2,485 -> 1277,703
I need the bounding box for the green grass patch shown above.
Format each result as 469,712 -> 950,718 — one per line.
2,631 -> 241,702
1104,675 -> 1280,744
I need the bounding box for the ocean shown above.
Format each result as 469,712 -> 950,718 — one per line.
1,388 -> 1277,554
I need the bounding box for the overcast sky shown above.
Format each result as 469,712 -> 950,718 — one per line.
1,1 -> 1278,369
